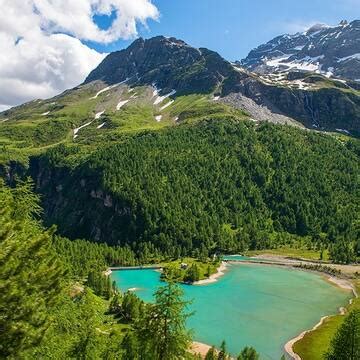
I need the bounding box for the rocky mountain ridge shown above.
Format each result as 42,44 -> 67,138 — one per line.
1,34 -> 360,136
241,20 -> 360,81
85,36 -> 235,96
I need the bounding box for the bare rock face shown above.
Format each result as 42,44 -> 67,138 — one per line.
85,35 -> 359,133
84,36 -> 235,96
241,20 -> 360,82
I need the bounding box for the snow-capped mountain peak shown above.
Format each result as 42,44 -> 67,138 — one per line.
241,19 -> 360,81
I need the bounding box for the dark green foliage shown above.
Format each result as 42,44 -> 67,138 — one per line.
205,346 -> 217,360
237,346 -> 260,360
87,270 -> 114,299
109,293 -> 122,314
30,289 -> 122,359
0,179 -> 63,357
121,332 -> 139,360
328,241 -> 356,264
121,291 -> 144,322
37,120 -> 359,259
218,340 -> 228,360
53,236 -> 136,277
325,310 -> 360,360
184,264 -> 201,282
134,282 -> 193,359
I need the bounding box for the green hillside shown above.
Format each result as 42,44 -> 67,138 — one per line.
23,119 -> 359,261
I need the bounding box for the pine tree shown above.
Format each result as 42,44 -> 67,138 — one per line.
205,346 -> 217,360
325,310 -> 360,360
109,293 -> 122,314
121,332 -> 139,360
237,346 -> 260,360
135,282 -> 193,360
218,340 -> 228,360
0,180 -> 64,357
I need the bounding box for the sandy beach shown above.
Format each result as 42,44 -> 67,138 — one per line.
284,315 -> 328,360
283,274 -> 357,360
190,341 -> 213,357
193,261 -> 227,285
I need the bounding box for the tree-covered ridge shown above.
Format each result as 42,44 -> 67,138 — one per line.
36,120 -> 359,259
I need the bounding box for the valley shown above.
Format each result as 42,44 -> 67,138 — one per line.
1,13 -> 359,360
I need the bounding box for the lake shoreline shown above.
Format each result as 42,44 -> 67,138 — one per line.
192,261 -> 228,285
224,256 -> 358,360
110,256 -> 358,359
284,279 -> 357,360
190,341 -> 213,358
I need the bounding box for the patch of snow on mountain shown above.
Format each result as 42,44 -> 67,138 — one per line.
336,128 -> 350,134
266,56 -> 292,68
267,53 -> 326,73
213,96 -> 220,101
73,121 -> 93,138
116,100 -> 129,110
337,53 -> 360,62
325,67 -> 334,78
95,111 -> 104,119
155,115 -> 162,122
90,79 -> 129,99
292,80 -> 312,90
90,86 -> 112,99
160,100 -> 174,111
154,90 -> 176,105
97,122 -> 106,129
41,111 -> 50,116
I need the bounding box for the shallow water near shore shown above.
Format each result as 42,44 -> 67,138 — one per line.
111,263 -> 351,359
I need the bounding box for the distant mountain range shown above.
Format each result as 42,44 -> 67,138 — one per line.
2,24 -> 360,135
240,20 -> 360,82
82,33 -> 360,134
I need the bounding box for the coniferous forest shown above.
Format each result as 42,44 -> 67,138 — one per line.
32,120 -> 359,262
1,10 -> 360,358
1,116 -> 360,359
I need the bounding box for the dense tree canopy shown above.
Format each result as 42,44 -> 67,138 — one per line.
0,179 -> 63,357
37,120 -> 359,260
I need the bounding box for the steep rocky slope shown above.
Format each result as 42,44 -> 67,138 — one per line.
1,34 -> 359,150
84,36 -> 236,96
241,20 -> 360,81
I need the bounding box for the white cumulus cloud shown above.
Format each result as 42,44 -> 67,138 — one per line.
0,0 -> 159,110
34,0 -> 159,43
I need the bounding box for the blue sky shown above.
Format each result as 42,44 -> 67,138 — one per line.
88,0 -> 358,61
1,0 -> 358,110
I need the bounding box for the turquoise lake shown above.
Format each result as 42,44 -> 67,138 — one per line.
111,263 -> 351,359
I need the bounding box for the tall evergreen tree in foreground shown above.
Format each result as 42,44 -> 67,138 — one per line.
0,179 -> 63,357
325,310 -> 360,360
237,346 -> 260,360
134,282 -> 193,360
